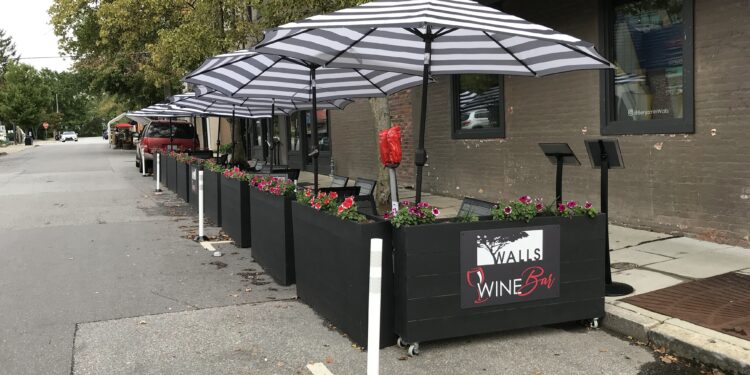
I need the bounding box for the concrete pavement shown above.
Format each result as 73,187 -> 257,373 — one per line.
0,143 -> 734,374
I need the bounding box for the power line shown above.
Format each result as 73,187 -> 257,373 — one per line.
17,56 -> 72,60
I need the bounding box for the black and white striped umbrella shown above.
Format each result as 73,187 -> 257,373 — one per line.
183,51 -> 425,191
127,103 -> 195,118
176,86 -> 354,114
254,0 -> 613,202
169,94 -> 273,118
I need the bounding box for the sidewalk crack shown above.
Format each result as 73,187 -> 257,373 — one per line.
613,235 -> 682,251
150,290 -> 200,310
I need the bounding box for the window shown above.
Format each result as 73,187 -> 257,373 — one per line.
288,113 -> 302,152
601,0 -> 694,134
301,110 -> 331,153
452,74 -> 505,139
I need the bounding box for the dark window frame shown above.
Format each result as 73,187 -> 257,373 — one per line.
599,0 -> 695,135
451,75 -> 506,140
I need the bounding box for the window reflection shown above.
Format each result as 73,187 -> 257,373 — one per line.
457,74 -> 502,130
614,0 -> 684,121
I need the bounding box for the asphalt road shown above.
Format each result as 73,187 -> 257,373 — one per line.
0,139 -> 712,375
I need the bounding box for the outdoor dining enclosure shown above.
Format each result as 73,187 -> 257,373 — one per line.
134,0 -> 619,357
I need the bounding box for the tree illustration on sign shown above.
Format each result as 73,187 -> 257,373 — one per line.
476,232 -> 530,265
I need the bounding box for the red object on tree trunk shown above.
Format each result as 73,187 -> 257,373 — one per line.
379,126 -> 402,167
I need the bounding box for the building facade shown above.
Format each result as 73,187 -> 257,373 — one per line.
322,0 -> 750,246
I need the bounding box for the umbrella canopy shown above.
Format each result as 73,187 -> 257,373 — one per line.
127,103 -> 195,118
254,0 -> 613,202
184,51 -> 426,192
170,94 -> 273,118
171,89 -> 354,115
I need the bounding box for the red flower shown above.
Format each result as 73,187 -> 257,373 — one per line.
558,204 -> 566,213
503,206 -> 512,215
535,203 -> 544,212
337,206 -> 345,214
329,191 -> 338,199
342,197 -> 354,209
314,202 -> 322,210
567,201 -> 577,209
584,201 -> 593,209
323,198 -> 330,204
304,190 -> 312,197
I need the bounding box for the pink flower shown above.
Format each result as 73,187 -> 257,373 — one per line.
584,201 -> 593,209
383,212 -> 390,219
400,200 -> 411,206
519,195 -> 532,204
432,208 -> 440,216
567,201 -> 577,209
329,191 -> 338,199
535,203 -> 544,212
558,204 -> 566,213
417,202 -> 429,208
503,206 -> 512,215
338,206 -> 345,214
314,202 -> 322,210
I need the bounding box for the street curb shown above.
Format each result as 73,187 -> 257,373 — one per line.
603,301 -> 750,374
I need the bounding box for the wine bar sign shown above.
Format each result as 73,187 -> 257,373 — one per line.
460,225 -> 560,308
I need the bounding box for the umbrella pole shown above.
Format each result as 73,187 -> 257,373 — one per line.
310,66 -> 320,194
216,116 -> 221,159
415,28 -> 433,204
231,107 -> 236,164
169,117 -> 174,152
270,103 -> 275,172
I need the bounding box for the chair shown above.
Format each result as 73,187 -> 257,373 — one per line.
319,186 -> 360,201
331,175 -> 349,187
457,197 -> 496,218
354,194 -> 378,217
354,178 -> 376,196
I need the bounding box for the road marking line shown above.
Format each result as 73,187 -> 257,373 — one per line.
200,240 -> 233,252
307,363 -> 334,375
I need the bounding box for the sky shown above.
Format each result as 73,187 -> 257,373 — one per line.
0,0 -> 73,72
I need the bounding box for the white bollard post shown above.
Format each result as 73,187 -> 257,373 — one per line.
141,148 -> 147,177
155,153 -> 162,192
367,238 -> 383,375
194,169 -> 208,242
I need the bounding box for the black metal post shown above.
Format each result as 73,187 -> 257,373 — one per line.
414,26 -> 433,204
310,66 -> 320,194
201,116 -> 208,150
216,116 -> 221,154
556,156 -> 564,205
169,117 -> 174,151
599,139 -> 634,296
269,103 -> 275,172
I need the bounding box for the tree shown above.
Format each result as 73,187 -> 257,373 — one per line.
0,63 -> 52,137
0,28 -> 18,76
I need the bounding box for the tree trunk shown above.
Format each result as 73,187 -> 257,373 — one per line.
368,97 -> 392,211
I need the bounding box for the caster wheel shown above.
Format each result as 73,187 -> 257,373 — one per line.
396,337 -> 407,348
407,343 -> 420,357
590,318 -> 600,329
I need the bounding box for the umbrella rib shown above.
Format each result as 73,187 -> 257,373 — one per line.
483,31 -> 536,76
405,27 -> 424,39
231,58 -> 282,96
556,43 -> 612,66
434,28 -> 457,38
325,28 -> 376,67
184,54 -> 257,78
353,68 -> 387,96
255,28 -> 313,50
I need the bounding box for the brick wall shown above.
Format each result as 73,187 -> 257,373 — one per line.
329,0 -> 750,246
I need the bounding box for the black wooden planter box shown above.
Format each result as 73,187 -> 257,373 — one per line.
220,176 -> 251,248
188,165 -> 200,211
166,155 -> 177,192
250,192 -> 295,285
176,161 -> 190,202
393,215 -> 606,346
158,152 -> 167,186
204,169 -> 222,226
292,202 -> 395,349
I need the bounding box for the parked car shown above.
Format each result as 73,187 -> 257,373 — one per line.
61,131 -> 78,142
136,120 -> 198,169
460,109 -> 490,129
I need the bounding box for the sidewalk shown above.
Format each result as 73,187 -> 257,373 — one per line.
299,172 -> 750,373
